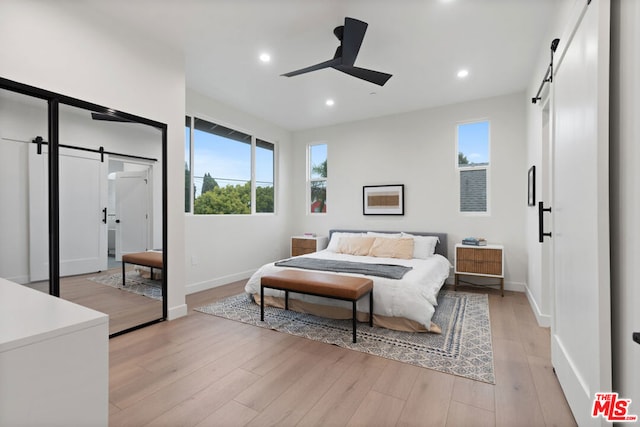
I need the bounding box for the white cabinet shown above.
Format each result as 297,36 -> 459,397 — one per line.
0,278 -> 109,426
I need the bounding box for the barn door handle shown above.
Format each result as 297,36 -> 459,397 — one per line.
102,207 -> 107,224
538,201 -> 552,242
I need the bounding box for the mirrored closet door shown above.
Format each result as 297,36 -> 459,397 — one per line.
0,79 -> 167,337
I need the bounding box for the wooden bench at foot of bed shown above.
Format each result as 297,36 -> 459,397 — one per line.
260,270 -> 373,343
121,252 -> 163,287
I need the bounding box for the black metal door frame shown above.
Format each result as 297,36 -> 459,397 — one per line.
0,76 -> 168,336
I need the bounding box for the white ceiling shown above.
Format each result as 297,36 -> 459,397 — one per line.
80,0 -> 556,131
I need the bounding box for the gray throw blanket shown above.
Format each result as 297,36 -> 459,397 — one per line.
274,257 -> 412,279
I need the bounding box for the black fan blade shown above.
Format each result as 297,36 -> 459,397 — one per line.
281,17 -> 391,85
91,112 -> 132,123
341,17 -> 368,66
281,58 -> 341,77
334,65 -> 392,86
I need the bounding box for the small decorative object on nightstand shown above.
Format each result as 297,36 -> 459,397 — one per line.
291,235 -> 329,257
454,243 -> 504,296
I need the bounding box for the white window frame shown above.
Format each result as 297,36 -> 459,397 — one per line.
456,119 -> 491,216
307,142 -> 327,215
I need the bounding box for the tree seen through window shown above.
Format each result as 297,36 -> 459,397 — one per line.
186,116 -> 275,214
309,144 -> 327,213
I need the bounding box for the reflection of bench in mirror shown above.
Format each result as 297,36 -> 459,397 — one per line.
121,251 -> 163,288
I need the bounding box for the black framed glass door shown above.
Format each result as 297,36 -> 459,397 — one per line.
0,77 -> 168,337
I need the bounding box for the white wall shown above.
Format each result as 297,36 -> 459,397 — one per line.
0,0 -> 187,318
291,92 -> 528,289
610,0 -> 640,406
184,89 -> 293,293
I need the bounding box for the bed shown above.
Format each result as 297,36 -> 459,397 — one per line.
244,229 -> 452,333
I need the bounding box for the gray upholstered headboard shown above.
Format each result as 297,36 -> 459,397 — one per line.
328,229 -> 448,259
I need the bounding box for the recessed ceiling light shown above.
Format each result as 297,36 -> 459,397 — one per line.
457,69 -> 469,78
326,99 -> 335,107
259,53 -> 271,63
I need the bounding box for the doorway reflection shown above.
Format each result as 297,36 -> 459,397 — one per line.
57,103 -> 164,335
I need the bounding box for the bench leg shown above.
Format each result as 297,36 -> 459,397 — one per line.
285,290 -> 289,310
352,300 -> 357,343
369,291 -> 373,327
122,261 -> 126,287
260,285 -> 264,321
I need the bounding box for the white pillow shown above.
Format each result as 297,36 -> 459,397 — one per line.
326,232 -> 363,252
367,231 -> 402,238
401,233 -> 439,259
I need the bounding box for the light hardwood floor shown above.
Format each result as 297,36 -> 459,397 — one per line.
28,266 -> 163,335
108,283 -> 577,427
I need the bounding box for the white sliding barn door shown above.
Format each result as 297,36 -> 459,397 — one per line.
114,170 -> 149,261
59,148 -> 108,276
29,146 -> 108,279
551,1 -> 611,425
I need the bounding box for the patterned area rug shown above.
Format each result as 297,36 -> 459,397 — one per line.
195,290 -> 495,384
87,271 -> 163,300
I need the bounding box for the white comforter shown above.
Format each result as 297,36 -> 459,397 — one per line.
244,250 -> 452,329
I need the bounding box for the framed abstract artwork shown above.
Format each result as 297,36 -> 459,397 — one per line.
363,184 -> 404,215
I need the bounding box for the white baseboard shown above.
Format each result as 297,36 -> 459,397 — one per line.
525,286 -> 551,327
504,280 -> 526,293
186,269 -> 257,295
168,303 -> 188,320
551,335 -> 589,426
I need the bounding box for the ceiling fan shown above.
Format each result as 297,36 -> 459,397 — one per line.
281,17 -> 392,87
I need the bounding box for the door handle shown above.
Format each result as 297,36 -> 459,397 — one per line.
115,219 -> 120,224
538,201 -> 552,242
102,207 -> 107,224
634,332 -> 640,345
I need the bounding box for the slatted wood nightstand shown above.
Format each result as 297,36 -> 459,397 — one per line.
290,236 -> 328,257
454,243 -> 504,296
